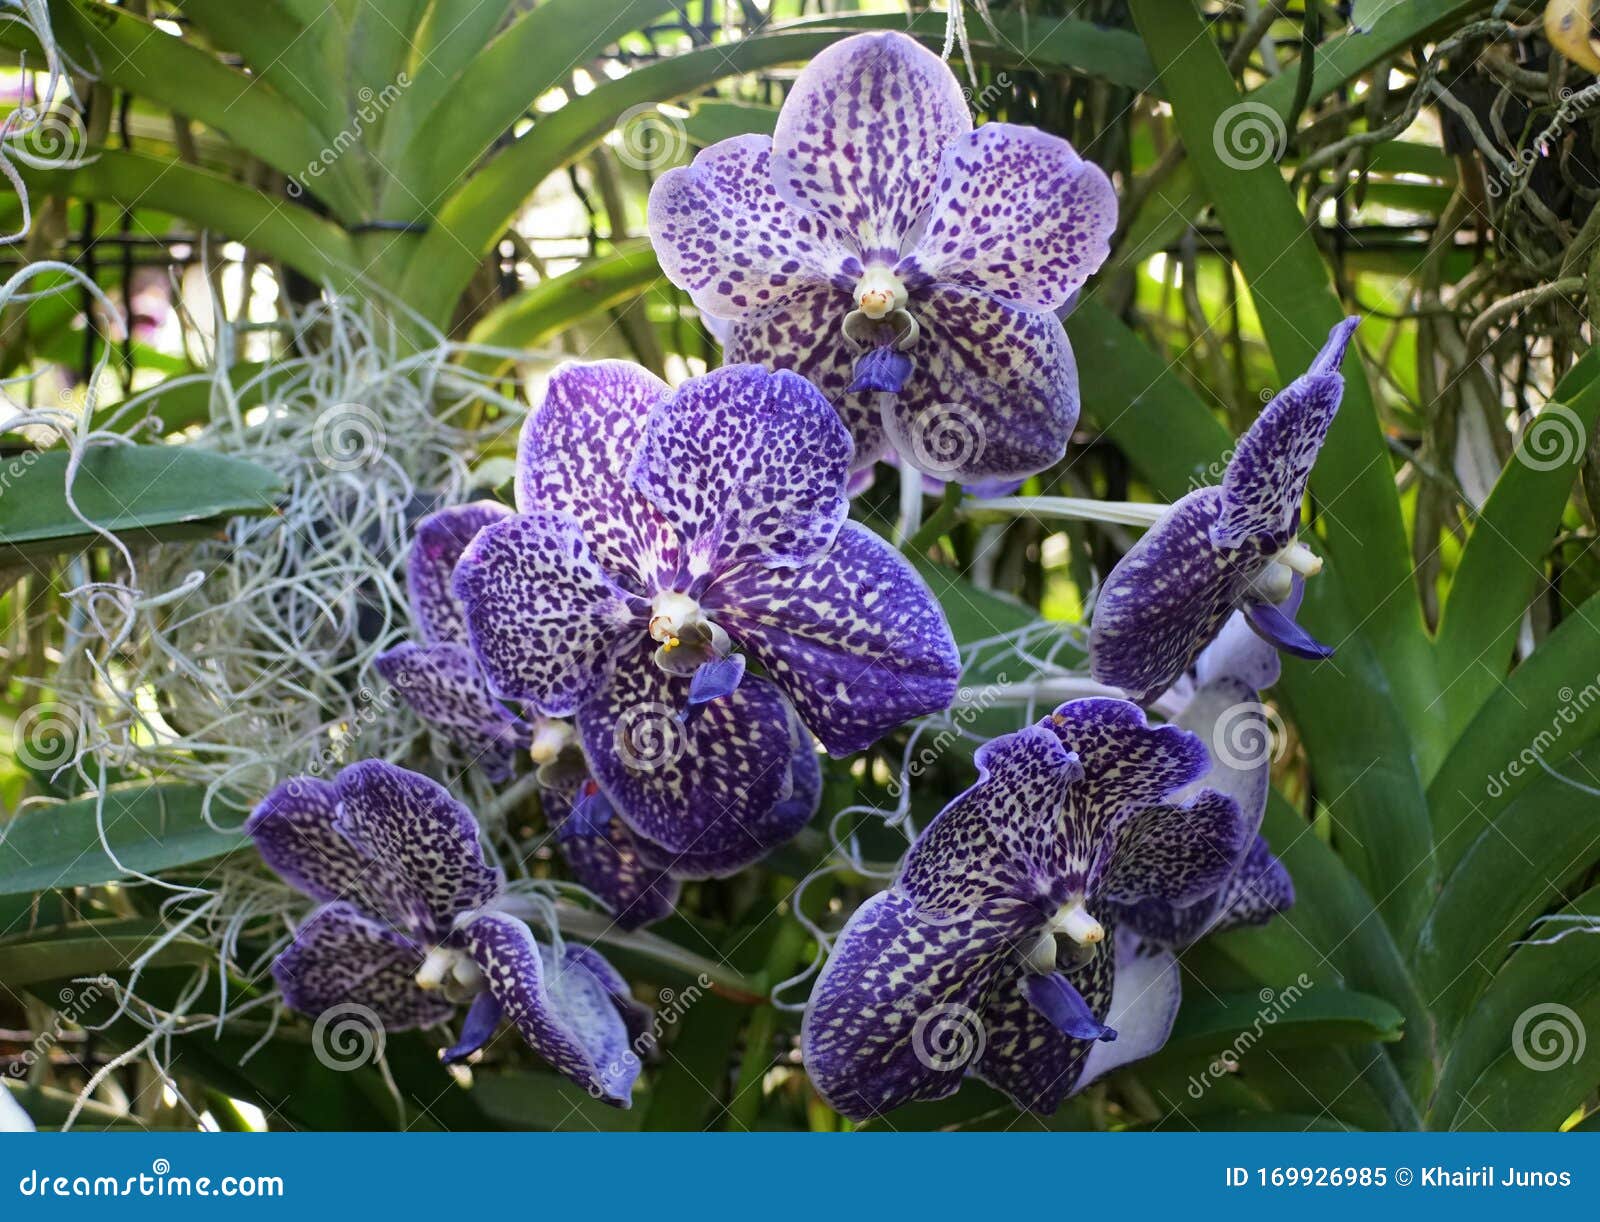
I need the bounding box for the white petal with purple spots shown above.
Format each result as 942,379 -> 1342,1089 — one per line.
405,502 -> 513,646
374,641 -> 529,782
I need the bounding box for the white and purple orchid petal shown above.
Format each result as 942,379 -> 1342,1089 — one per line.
1211,317 -> 1358,553
631,365 -> 854,576
707,521 -> 960,756
1042,698 -> 1213,877
970,937 -> 1114,1114
515,361 -> 680,590
800,888 -> 1038,1121
577,645 -> 796,867
686,652 -> 746,713
405,502 -> 513,645
248,777 -> 387,910
548,783 -> 681,929
1088,488 -> 1260,702
1077,928 -> 1182,1089
1021,971 -> 1117,1042
453,510 -> 638,716
563,943 -> 655,1057
374,642 -> 529,782
442,990 -> 504,1064
1209,836 -> 1295,935
271,901 -> 453,1031
1193,607 -> 1286,692
636,725 -> 822,879
1177,676 -> 1272,843
463,914 -> 639,1106
882,285 -> 1079,482
721,283 -> 887,475
648,134 -> 859,319
1094,788 -> 1247,910
899,724 -> 1084,916
770,31 -> 971,258
899,124 -> 1116,311
332,761 -> 502,940
1245,590 -> 1334,659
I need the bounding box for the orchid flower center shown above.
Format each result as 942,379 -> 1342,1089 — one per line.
528,718 -> 574,765
648,590 -> 703,651
415,946 -> 483,997
854,266 -> 907,320
1026,898 -> 1105,973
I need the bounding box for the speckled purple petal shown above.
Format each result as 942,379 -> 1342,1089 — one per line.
1211,836 -> 1295,934
248,777 -> 383,909
707,521 -> 960,756
576,644 -> 795,866
801,887 -> 1038,1121
1212,317 -> 1358,552
1094,788 -> 1246,910
897,724 -> 1083,917
883,285 -> 1079,482
1194,607 -> 1288,692
648,134 -> 859,319
453,510 -> 637,716
970,933 -> 1114,1114
548,784 -> 681,929
405,502 -> 513,645
630,365 -> 853,576
898,124 -> 1116,311
271,901 -> 452,1031
721,282 -> 886,473
374,642 -> 529,782
463,913 -> 639,1106
635,723 -> 822,878
563,942 -> 655,1058
515,361 -> 680,590
1040,698 -> 1213,885
1089,488 -> 1260,702
1077,928 -> 1182,1089
770,31 -> 971,257
332,760 -> 502,941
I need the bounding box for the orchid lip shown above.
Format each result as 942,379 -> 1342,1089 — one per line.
854,266 -> 907,320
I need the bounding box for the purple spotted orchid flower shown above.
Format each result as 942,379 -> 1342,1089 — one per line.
801,699 -> 1248,1118
374,504 -> 678,929
452,361 -> 958,875
1090,318 -> 1360,703
648,31 -> 1116,484
247,760 -> 649,1104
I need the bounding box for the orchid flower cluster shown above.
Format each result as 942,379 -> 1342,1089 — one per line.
247,31 -> 1355,1119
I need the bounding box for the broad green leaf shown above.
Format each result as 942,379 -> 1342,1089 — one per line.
1427,591 -> 1600,873
683,100 -> 779,147
382,0 -> 527,161
91,362 -> 293,437
1434,348 -> 1600,735
1163,988 -> 1405,1062
471,1070 -> 641,1131
462,241 -> 665,373
0,784 -> 248,896
1432,884 -> 1600,1130
0,918 -> 214,985
1415,742 -> 1600,1040
0,445 -> 282,561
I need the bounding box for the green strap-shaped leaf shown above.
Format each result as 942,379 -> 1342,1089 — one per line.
1164,988 -> 1405,1060
0,446 -> 282,562
0,919 -> 214,984
0,784 -> 249,896
462,241 -> 665,373
1433,349 -> 1600,739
